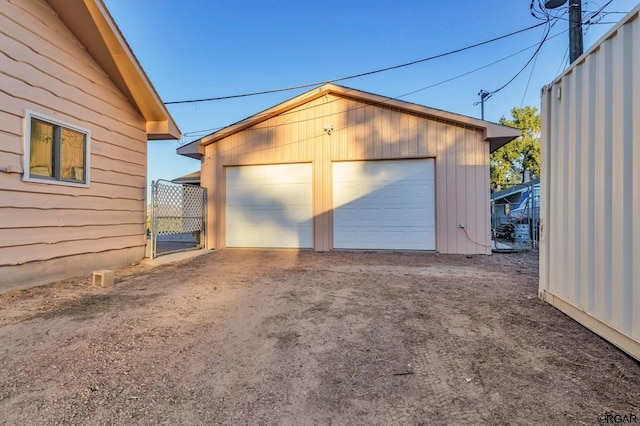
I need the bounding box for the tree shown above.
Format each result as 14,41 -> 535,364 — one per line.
491,106 -> 540,188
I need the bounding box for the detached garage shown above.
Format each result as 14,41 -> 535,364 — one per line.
178,84 -> 519,254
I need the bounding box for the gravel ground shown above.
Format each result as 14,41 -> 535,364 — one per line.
0,249 -> 637,425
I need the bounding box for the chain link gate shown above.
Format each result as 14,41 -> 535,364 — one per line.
150,179 -> 206,258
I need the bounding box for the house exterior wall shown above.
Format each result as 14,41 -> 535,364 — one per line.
202,94 -> 491,254
539,5 -> 640,360
0,0 -> 148,291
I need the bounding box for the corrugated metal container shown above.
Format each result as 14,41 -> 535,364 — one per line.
539,4 -> 640,361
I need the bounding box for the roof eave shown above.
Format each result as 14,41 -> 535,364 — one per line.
47,0 -> 181,141
195,83 -> 521,150
177,139 -> 203,160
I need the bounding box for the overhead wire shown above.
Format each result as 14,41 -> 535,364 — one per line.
186,30 -> 574,158
520,6 -> 564,106
180,26 -> 572,147
504,0 -> 622,105
165,21 -> 550,106
481,13 -> 558,102
556,45 -> 570,75
585,0 -> 615,23
180,0 -> 625,145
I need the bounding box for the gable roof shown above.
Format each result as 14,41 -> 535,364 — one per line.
47,0 -> 180,140
177,83 -> 520,159
172,170 -> 201,185
491,178 -> 540,201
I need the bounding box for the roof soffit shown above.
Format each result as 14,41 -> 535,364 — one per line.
46,0 -> 180,139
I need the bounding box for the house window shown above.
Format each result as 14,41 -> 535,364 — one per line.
24,111 -> 90,186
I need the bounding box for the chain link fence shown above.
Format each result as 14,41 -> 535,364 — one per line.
150,179 -> 206,258
491,180 -> 540,249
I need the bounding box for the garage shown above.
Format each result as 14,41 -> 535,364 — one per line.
179,84 -> 520,254
225,163 -> 313,248
333,159 -> 436,250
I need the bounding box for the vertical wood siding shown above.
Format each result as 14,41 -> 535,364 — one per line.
540,6 -> 639,360
204,94 -> 490,254
0,0 -> 148,290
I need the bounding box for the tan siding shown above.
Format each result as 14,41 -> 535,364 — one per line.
2,191 -> 143,211
0,0 -> 148,290
93,156 -> 146,179
201,94 -> 490,254
0,208 -> 144,229
1,0 -> 131,108
0,234 -> 144,267
0,50 -> 142,136
91,169 -> 146,189
0,176 -> 144,200
433,121 -> 446,253
202,148 -> 215,249
0,151 -> 24,174
0,90 -> 146,155
0,224 -> 144,249
0,73 -> 146,144
0,110 -> 23,136
1,246 -> 145,293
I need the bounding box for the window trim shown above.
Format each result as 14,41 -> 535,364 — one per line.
23,110 -> 91,188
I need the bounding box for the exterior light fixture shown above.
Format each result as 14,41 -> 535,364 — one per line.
544,0 -> 583,63
544,0 -> 568,8
324,125 -> 334,135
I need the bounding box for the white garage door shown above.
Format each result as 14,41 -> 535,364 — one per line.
226,163 -> 313,248
333,159 -> 435,250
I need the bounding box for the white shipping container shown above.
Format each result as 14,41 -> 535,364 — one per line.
539,4 -> 640,361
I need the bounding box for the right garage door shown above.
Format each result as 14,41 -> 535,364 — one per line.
332,159 -> 435,250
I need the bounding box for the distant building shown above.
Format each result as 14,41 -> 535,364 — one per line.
491,178 -> 540,226
172,171 -> 201,186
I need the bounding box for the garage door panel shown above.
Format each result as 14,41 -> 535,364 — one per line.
333,159 -> 435,250
227,183 -> 311,205
229,164 -> 312,185
336,208 -> 434,227
226,164 -> 313,248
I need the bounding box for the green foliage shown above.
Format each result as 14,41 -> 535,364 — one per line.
491,106 -> 541,187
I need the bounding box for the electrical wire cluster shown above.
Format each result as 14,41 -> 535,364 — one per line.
174,0 -> 626,142
480,0 -> 619,106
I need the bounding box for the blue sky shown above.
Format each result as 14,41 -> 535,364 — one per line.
103,0 -> 638,187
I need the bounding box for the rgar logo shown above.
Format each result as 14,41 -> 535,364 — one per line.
598,412 -> 638,424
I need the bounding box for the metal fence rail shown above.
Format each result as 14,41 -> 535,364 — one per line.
150,179 -> 206,258
491,180 -> 540,249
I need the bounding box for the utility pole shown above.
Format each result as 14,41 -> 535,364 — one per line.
568,1 -> 584,62
545,0 -> 583,63
477,90 -> 490,120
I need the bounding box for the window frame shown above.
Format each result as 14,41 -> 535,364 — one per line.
23,110 -> 91,188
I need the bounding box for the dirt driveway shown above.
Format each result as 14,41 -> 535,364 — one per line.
0,250 -> 637,425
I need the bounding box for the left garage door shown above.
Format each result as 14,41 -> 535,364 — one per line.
226,163 -> 313,248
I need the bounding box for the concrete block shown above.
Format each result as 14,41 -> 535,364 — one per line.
93,270 -> 115,287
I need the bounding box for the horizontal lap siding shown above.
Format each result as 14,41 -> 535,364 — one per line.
0,0 -> 148,289
204,94 -> 490,253
2,247 -> 144,292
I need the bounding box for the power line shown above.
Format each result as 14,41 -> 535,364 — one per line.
555,45 -> 570,75
165,21 -> 550,106
482,7 -> 574,103
180,27 -> 573,146
520,10 -> 561,107
183,33 -> 576,156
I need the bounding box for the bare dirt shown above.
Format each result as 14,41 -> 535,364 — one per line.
0,250 -> 638,425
